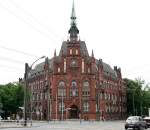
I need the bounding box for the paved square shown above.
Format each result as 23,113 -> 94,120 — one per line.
1,121 -> 150,130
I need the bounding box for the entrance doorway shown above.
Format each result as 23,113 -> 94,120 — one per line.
69,105 -> 79,119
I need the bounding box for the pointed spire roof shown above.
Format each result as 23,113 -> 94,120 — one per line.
54,49 -> 56,57
91,49 -> 94,57
68,0 -> 79,41
71,0 -> 76,25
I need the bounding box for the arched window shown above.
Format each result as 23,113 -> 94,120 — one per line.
71,80 -> 77,87
82,81 -> 90,96
70,80 -> 78,96
58,81 -> 66,96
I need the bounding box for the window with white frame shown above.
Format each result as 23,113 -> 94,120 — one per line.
59,102 -> 65,112
70,49 -> 72,55
75,49 -> 78,55
58,81 -> 66,96
82,81 -> 90,96
96,104 -> 98,112
58,67 -> 60,73
70,80 -> 78,96
88,68 -> 90,73
83,102 -> 89,112
64,58 -> 66,73
82,59 -> 84,73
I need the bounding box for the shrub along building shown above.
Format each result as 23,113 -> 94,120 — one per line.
24,2 -> 127,121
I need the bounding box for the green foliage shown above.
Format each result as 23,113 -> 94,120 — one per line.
124,78 -> 150,116
0,83 -> 24,118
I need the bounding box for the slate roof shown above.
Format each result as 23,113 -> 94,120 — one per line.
59,41 -> 89,57
95,59 -> 117,79
29,41 -> 117,79
29,58 -> 53,78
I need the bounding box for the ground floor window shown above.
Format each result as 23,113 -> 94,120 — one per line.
59,102 -> 65,112
83,102 -> 89,112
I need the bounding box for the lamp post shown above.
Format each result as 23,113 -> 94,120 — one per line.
65,108 -> 71,120
61,89 -> 64,121
24,56 -> 46,126
44,57 -> 51,122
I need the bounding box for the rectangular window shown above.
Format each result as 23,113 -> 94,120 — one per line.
76,49 -> 78,55
83,102 -> 89,112
59,102 -> 65,112
64,59 -> 66,73
70,89 -> 78,97
82,59 -> 84,73
70,49 -> 72,55
58,67 -> 60,73
58,89 -> 66,97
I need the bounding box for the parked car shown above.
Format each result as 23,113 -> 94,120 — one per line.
143,117 -> 150,128
125,116 -> 147,130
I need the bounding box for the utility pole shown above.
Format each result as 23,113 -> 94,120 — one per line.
45,57 -> 50,122
24,63 -> 29,126
24,56 -> 45,126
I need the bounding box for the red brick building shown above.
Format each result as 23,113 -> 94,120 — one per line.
25,2 -> 127,121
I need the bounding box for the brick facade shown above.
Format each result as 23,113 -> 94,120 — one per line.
25,2 -> 127,121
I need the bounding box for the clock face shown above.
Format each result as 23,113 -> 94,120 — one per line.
70,59 -> 77,67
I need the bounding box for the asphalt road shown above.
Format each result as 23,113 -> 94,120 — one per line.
0,121 -> 150,130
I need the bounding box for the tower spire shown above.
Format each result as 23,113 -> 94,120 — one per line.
71,0 -> 76,25
68,0 -> 79,41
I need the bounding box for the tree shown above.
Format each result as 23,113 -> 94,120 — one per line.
124,78 -> 150,116
0,83 -> 24,119
0,97 -> 3,115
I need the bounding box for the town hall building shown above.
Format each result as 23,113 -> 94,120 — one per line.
24,2 -> 127,121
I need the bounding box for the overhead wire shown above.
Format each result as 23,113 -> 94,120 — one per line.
0,64 -> 23,71
0,55 -> 25,65
8,0 -> 61,42
0,1 -> 60,45
0,41 -> 37,58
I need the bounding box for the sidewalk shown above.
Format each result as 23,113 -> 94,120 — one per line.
0,120 -> 49,129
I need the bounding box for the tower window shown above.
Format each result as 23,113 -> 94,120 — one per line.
88,68 -> 90,73
70,49 -> 72,55
64,59 -> 66,73
58,67 -> 60,73
75,49 -> 78,55
82,59 -> 84,73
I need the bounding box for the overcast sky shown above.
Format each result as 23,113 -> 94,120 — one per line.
0,0 -> 150,84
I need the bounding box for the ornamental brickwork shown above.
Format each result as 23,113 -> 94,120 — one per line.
24,2 -> 127,121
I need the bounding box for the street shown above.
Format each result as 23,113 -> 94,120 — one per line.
0,120 -> 150,130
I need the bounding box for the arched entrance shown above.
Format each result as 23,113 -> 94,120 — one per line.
69,105 -> 79,119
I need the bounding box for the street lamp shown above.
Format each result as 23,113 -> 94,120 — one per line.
24,56 -> 46,126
